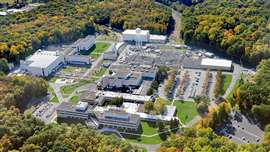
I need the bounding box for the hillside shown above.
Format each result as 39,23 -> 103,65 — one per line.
181,0 -> 270,65
0,106 -> 142,152
0,0 -> 172,62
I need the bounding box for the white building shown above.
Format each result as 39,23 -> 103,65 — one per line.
72,35 -> 95,51
56,102 -> 90,120
95,108 -> 141,131
149,34 -> 167,44
200,58 -> 232,71
20,50 -> 64,77
122,28 -> 150,43
65,55 -> 90,65
103,43 -> 118,60
97,91 -> 152,103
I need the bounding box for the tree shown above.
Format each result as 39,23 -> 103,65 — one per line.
214,70 -> 222,98
157,120 -> 165,132
170,118 -> 179,129
196,102 -> 208,115
110,97 -> 124,107
154,97 -> 167,114
0,58 -> 9,74
144,101 -> 154,113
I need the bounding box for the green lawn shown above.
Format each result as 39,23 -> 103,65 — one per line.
221,74 -> 232,95
124,134 -> 164,145
173,101 -> 198,124
123,121 -> 172,144
48,76 -> 59,83
60,79 -> 92,94
81,42 -> 110,59
226,74 -> 244,102
96,32 -> 119,41
60,66 -> 88,74
91,67 -> 107,81
50,96 -> 59,103
70,96 -> 79,105
141,121 -> 158,135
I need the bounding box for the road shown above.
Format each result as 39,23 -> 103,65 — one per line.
49,82 -> 65,103
170,10 -> 181,42
223,63 -> 243,97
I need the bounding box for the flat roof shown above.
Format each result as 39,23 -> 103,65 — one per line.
98,91 -> 151,102
57,102 -> 89,113
123,29 -> 149,35
27,50 -> 61,68
201,58 -> 232,68
149,34 -> 167,41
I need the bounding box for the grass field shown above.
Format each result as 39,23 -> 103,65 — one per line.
0,0 -> 13,4
91,67 -> 107,81
173,101 -> 198,124
123,121 -> 171,144
226,74 -> 244,102
221,74 -> 232,95
60,79 -> 92,94
50,96 -> 59,103
82,42 -> 111,60
60,66 -> 88,74
70,96 -> 79,105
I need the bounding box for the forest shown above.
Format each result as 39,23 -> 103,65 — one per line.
0,105 -> 142,152
234,59 -> 270,126
0,75 -> 48,110
180,0 -> 270,65
0,0 -> 172,62
157,128 -> 270,152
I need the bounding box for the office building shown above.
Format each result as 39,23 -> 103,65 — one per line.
56,102 -> 90,120
103,43 -> 118,61
95,108 -> 141,131
72,35 -> 95,52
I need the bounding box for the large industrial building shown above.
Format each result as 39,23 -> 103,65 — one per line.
20,35 -> 95,77
20,50 -> 65,77
103,43 -> 118,61
72,35 -> 95,52
122,28 -> 150,43
122,28 -> 167,44
56,102 -> 141,131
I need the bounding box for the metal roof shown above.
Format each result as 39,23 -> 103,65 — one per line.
123,29 -> 149,35
201,58 -> 232,68
27,50 -> 61,68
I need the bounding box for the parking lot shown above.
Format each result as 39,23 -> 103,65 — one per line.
174,69 -> 216,101
218,111 -> 264,144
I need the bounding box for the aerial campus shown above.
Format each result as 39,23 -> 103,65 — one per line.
8,27 -> 262,146
1,0 -> 270,151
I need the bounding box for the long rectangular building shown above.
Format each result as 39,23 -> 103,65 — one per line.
95,108 -> 140,131
56,102 -> 90,120
122,28 -> 150,42
201,58 -> 232,71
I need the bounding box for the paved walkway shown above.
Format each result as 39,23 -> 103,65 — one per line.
132,143 -> 160,152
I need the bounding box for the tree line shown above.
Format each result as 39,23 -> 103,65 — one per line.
158,127 -> 270,152
180,0 -> 270,65
0,105 -> 143,152
0,75 -> 48,111
234,59 -> 270,126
